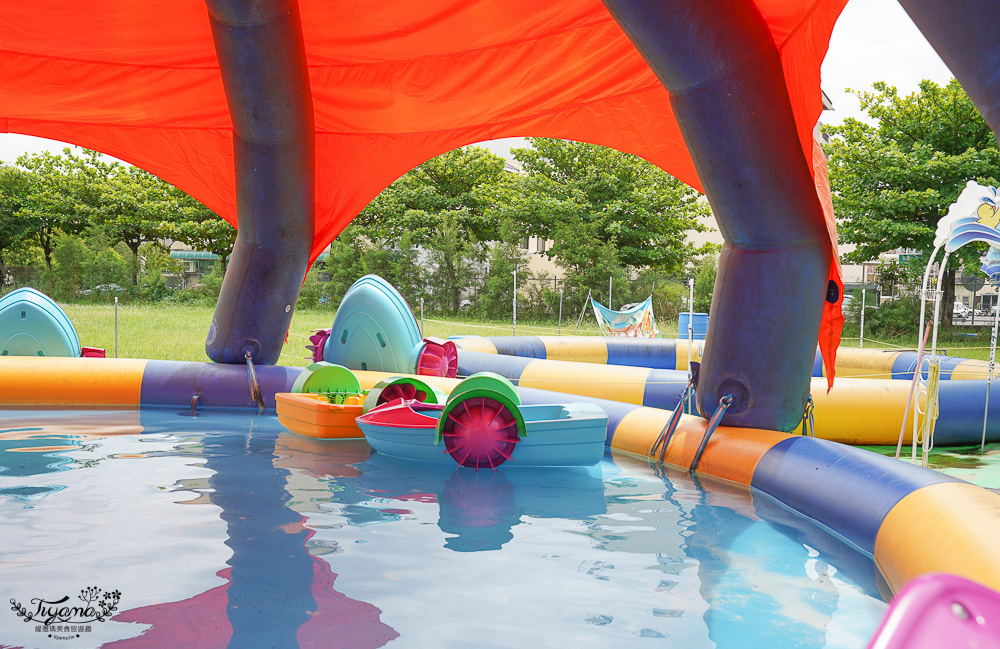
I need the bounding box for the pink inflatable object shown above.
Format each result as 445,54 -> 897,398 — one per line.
866,573 -> 1000,649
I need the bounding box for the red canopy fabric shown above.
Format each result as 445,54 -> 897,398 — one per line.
0,0 -> 847,371
1,0 -> 846,255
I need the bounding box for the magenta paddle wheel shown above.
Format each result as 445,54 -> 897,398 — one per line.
305,328 -> 331,363
416,337 -> 458,378
440,396 -> 520,469
373,381 -> 428,407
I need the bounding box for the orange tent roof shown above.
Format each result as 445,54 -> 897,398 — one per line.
1,0 -> 846,262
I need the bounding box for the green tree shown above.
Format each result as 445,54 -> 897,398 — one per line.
873,259 -> 915,299
692,253 -> 717,314
89,165 -> 176,285
489,138 -> 712,274
0,165 -> 33,278
356,146 -> 510,246
547,216 -> 627,312
422,214 -> 482,313
49,233 -> 94,299
325,224 -> 367,307
345,146 -> 508,313
823,79 -> 1000,326
474,223 -> 530,319
138,242 -> 182,302
162,188 -> 237,274
14,150 -> 95,272
82,227 -> 133,294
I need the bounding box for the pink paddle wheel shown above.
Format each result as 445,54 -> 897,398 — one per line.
440,396 -> 520,469
416,337 -> 458,378
373,381 -> 428,407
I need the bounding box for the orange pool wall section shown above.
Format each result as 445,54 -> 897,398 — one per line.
0,357 -> 147,406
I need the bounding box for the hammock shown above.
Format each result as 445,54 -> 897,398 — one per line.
591,295 -> 659,338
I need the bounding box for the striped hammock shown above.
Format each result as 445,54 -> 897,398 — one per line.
591,295 -> 659,338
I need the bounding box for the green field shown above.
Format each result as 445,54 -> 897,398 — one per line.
838,329 -> 999,362
61,301 -> 997,364
61,302 -> 616,365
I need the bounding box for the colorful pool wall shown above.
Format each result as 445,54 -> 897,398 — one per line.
453,335 -> 998,380
454,347 -> 1000,446
3,356 -> 1000,598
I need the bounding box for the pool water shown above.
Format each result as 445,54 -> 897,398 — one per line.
0,409 -> 888,649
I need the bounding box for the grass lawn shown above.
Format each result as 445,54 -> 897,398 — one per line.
60,302 -> 618,365
839,328 -> 999,362
63,303 -> 335,366
61,301 -> 997,365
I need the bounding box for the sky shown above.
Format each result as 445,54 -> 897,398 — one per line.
0,0 -> 958,165
474,0 -> 956,159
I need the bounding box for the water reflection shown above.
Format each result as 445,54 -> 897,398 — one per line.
105,411 -> 400,649
608,454 -> 887,649
275,434 -> 607,552
0,409 -> 888,649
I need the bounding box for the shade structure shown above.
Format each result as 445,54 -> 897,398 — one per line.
1,0 -> 845,261
2,0 -> 854,427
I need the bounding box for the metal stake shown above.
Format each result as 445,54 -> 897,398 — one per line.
512,268 -> 517,336
687,277 -> 694,389
859,288 -> 865,348
114,296 -> 119,358
558,288 -> 564,335
983,291 -> 1000,452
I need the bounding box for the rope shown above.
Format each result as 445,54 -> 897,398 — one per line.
919,361 -> 942,465
421,318 -> 606,337
681,381 -> 696,415
859,337 -> 911,349
649,380 -> 694,461
245,350 -> 265,412
800,395 -> 815,437
279,352 -> 313,360
690,394 -> 732,473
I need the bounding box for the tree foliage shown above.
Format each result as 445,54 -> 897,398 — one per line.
490,138 -> 712,273
3,147 -> 235,294
161,189 -> 236,273
356,146 -> 509,246
4,138 -> 716,317
823,79 -> 1000,324
692,253 -> 717,314
88,164 -> 174,283
14,150 -> 96,269
0,165 -> 32,270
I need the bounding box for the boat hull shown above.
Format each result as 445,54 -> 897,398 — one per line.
276,392 -> 364,439
359,402 -> 607,467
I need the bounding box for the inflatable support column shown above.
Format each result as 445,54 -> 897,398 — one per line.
900,0 -> 1000,138
602,0 -> 833,431
204,0 -> 315,365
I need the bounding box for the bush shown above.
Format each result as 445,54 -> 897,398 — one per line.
50,234 -> 94,299
298,262 -> 333,310
855,294 -> 921,340
198,263 -> 225,298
